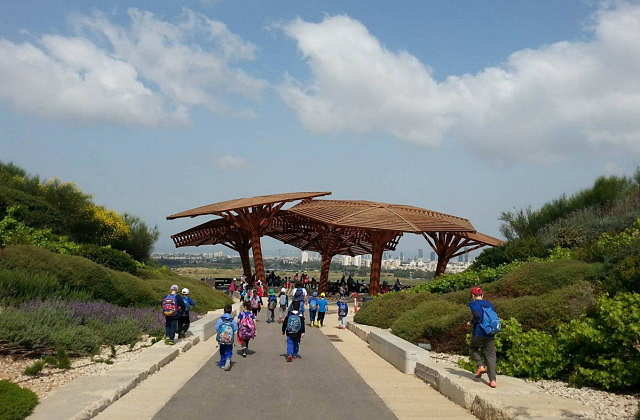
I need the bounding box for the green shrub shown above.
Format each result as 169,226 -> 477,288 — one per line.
353,292 -> 432,328
409,262 -> 520,295
43,349 -> 71,369
23,361 -> 45,376
78,244 -> 138,274
490,260 -> 602,299
391,300 -> 468,351
89,319 -> 142,346
558,293 -> 640,390
0,207 -> 79,254
51,325 -> 101,355
0,246 -> 156,306
0,380 -> 38,420
496,318 -> 568,379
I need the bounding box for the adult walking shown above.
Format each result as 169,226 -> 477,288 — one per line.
468,287 -> 499,388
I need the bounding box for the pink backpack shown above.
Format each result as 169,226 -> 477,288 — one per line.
238,313 -> 256,340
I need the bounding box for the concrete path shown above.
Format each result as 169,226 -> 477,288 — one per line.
319,315 -> 475,419
153,314 -> 397,420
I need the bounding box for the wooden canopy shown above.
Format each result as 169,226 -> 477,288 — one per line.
170,218 -> 253,278
167,192 -> 331,283
268,211 -> 401,292
288,199 -> 476,295
423,231 -> 504,276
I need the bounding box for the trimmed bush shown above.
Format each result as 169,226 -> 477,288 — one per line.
354,291 -> 432,328
78,244 -> 138,274
0,380 -> 38,420
0,246 -> 156,306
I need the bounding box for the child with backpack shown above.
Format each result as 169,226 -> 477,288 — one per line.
281,301 -> 305,362
307,291 -> 319,326
161,285 -> 185,345
178,288 -> 196,338
467,287 -> 499,388
215,304 -> 238,371
237,301 -> 257,358
291,283 -> 307,316
278,288 -> 288,322
250,291 -> 262,318
267,289 -> 278,323
316,292 -> 328,327
336,297 -> 349,329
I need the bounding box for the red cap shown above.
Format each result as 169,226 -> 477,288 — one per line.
470,287 -> 484,296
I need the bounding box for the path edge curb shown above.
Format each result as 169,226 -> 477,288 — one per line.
28,301 -> 241,420
346,320 -> 596,420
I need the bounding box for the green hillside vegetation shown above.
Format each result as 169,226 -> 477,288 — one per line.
355,170 -> 640,391
0,245 -> 231,312
0,380 -> 38,420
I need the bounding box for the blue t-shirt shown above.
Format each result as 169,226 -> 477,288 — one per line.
317,298 -> 328,312
468,300 -> 495,338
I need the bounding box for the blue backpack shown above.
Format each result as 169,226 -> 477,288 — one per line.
337,302 -> 348,317
480,306 -> 501,335
308,298 -> 318,311
286,313 -> 302,334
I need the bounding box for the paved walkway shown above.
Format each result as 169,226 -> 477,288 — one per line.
153,313 -> 397,420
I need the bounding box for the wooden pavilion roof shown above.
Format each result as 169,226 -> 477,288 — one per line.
287,199 -> 475,233
170,218 -> 240,248
166,192 -> 331,220
267,211 -> 400,256
458,231 -> 504,247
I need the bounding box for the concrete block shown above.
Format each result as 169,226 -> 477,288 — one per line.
415,362 -> 440,390
368,330 -> 430,374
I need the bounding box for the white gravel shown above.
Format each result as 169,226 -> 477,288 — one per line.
429,352 -> 639,420
1,336 -> 158,399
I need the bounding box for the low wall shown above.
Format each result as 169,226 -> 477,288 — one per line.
347,321 -> 595,420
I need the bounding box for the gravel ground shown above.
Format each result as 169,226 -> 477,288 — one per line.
429,352 -> 639,420
0,336 -> 157,399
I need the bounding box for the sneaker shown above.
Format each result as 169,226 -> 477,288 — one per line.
294,354 -> 302,359
475,366 -> 487,378
242,349 -> 247,358
165,339 -> 175,345
489,381 -> 497,388
224,359 -> 231,371
286,356 -> 293,362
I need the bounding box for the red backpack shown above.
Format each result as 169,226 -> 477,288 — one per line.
162,295 -> 178,317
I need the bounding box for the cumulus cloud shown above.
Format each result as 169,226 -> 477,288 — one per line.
279,3 -> 640,162
215,154 -> 248,169
0,9 -> 265,125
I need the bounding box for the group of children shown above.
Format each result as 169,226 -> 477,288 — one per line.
161,284 -> 196,345
214,286 -> 350,370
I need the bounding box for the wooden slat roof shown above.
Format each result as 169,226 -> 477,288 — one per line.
288,200 -> 475,233
267,211 -> 400,256
166,191 -> 331,220
458,231 -> 505,247
170,218 -> 242,248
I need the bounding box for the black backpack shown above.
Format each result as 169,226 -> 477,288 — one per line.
293,288 -> 304,302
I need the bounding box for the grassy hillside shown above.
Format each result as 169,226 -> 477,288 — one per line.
0,245 -> 231,312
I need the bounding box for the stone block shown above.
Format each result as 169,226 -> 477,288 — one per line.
368,330 -> 429,374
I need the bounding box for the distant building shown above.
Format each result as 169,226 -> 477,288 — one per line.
301,251 -> 310,264
417,248 -> 423,259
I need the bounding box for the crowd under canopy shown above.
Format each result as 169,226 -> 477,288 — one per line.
167,192 -> 503,295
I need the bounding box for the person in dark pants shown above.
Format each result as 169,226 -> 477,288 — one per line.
468,286 -> 497,388
178,288 -> 196,338
161,285 -> 185,345
282,301 -> 305,362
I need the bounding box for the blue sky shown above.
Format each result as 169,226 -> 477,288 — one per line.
2,0 -> 639,256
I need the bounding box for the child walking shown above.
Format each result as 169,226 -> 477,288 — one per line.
336,297 -> 349,329
282,301 -> 305,362
237,301 -> 256,358
267,288 -> 277,323
307,291 -> 319,326
161,285 -> 184,345
178,288 -> 196,338
215,304 -> 238,370
316,292 -> 328,327
250,291 -> 262,318
278,288 -> 288,322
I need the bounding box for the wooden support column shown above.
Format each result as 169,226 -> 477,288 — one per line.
319,251 -> 333,293
369,231 -> 396,296
249,228 -> 266,284
238,244 -> 252,279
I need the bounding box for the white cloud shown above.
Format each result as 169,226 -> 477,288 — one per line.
0,9 -> 265,125
279,3 -> 640,162
215,154 -> 248,169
